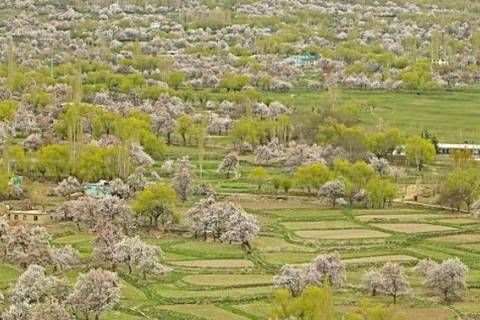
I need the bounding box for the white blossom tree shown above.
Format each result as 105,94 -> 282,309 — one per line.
0,216 -> 9,256
137,244 -> 171,280
130,143 -> 155,167
52,245 -> 81,272
363,269 -> 383,296
370,157 -> 391,175
217,152 -> 239,179
184,196 -> 216,239
318,176 -> 346,208
93,220 -> 124,270
379,262 -> 410,303
9,265 -> 70,306
1,303 -> 32,320
423,257 -> 468,301
160,160 -> 175,177
127,167 -> 147,193
113,236 -> 144,275
221,208 -> 259,251
304,252 -> 346,289
413,259 -> 438,276
7,226 -> 54,268
255,138 -> 285,165
67,269 -> 121,320
273,264 -> 306,297
55,176 -> 82,198
173,156 -> 195,201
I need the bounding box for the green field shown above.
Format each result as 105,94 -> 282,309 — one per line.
4,200 -> 480,319
264,89 -> 480,143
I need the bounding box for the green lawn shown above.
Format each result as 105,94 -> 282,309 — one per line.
263,89 -> 480,142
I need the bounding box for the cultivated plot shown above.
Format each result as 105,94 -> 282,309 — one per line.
294,229 -> 390,239
372,223 -> 456,234
157,304 -> 251,320
428,234 -> 480,243
183,274 -> 273,286
167,259 -> 254,268
282,220 -> 361,230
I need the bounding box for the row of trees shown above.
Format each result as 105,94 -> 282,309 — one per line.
273,252 -> 468,306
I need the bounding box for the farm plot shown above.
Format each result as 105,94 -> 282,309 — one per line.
357,214 -> 455,221
282,220 -> 361,230
294,229 -> 390,239
232,201 -> 323,211
344,254 -> 418,265
436,218 -> 480,225
337,306 -> 453,320
263,252 -> 318,265
428,234 -> 480,243
372,223 -> 456,234
251,236 -> 316,252
170,241 -> 244,256
167,259 -> 254,268
155,286 -> 272,299
183,274 -> 273,286
157,304 -> 250,320
268,210 -> 344,220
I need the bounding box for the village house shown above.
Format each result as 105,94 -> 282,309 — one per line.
5,209 -> 56,224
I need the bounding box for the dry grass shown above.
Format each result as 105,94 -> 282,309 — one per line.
283,220 -> 361,230
373,223 -> 456,234
183,274 -> 273,286
436,218 -> 480,225
428,234 -> 480,243
157,304 -> 251,320
294,229 -> 390,239
344,254 -> 417,264
167,259 -> 254,268
357,214 -> 454,221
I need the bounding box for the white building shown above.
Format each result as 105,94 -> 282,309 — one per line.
437,143 -> 480,156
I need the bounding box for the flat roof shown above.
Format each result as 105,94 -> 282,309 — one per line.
9,210 -> 48,215
438,143 -> 480,150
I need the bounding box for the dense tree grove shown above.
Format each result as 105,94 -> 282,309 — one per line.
0,0 -> 479,318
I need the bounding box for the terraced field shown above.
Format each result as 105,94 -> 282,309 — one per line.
4,204 -> 480,319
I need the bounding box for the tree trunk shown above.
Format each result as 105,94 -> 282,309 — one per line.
182,133 -> 186,145
143,271 -> 147,280
128,265 -> 132,274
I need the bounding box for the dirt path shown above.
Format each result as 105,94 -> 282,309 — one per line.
393,199 -> 470,214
